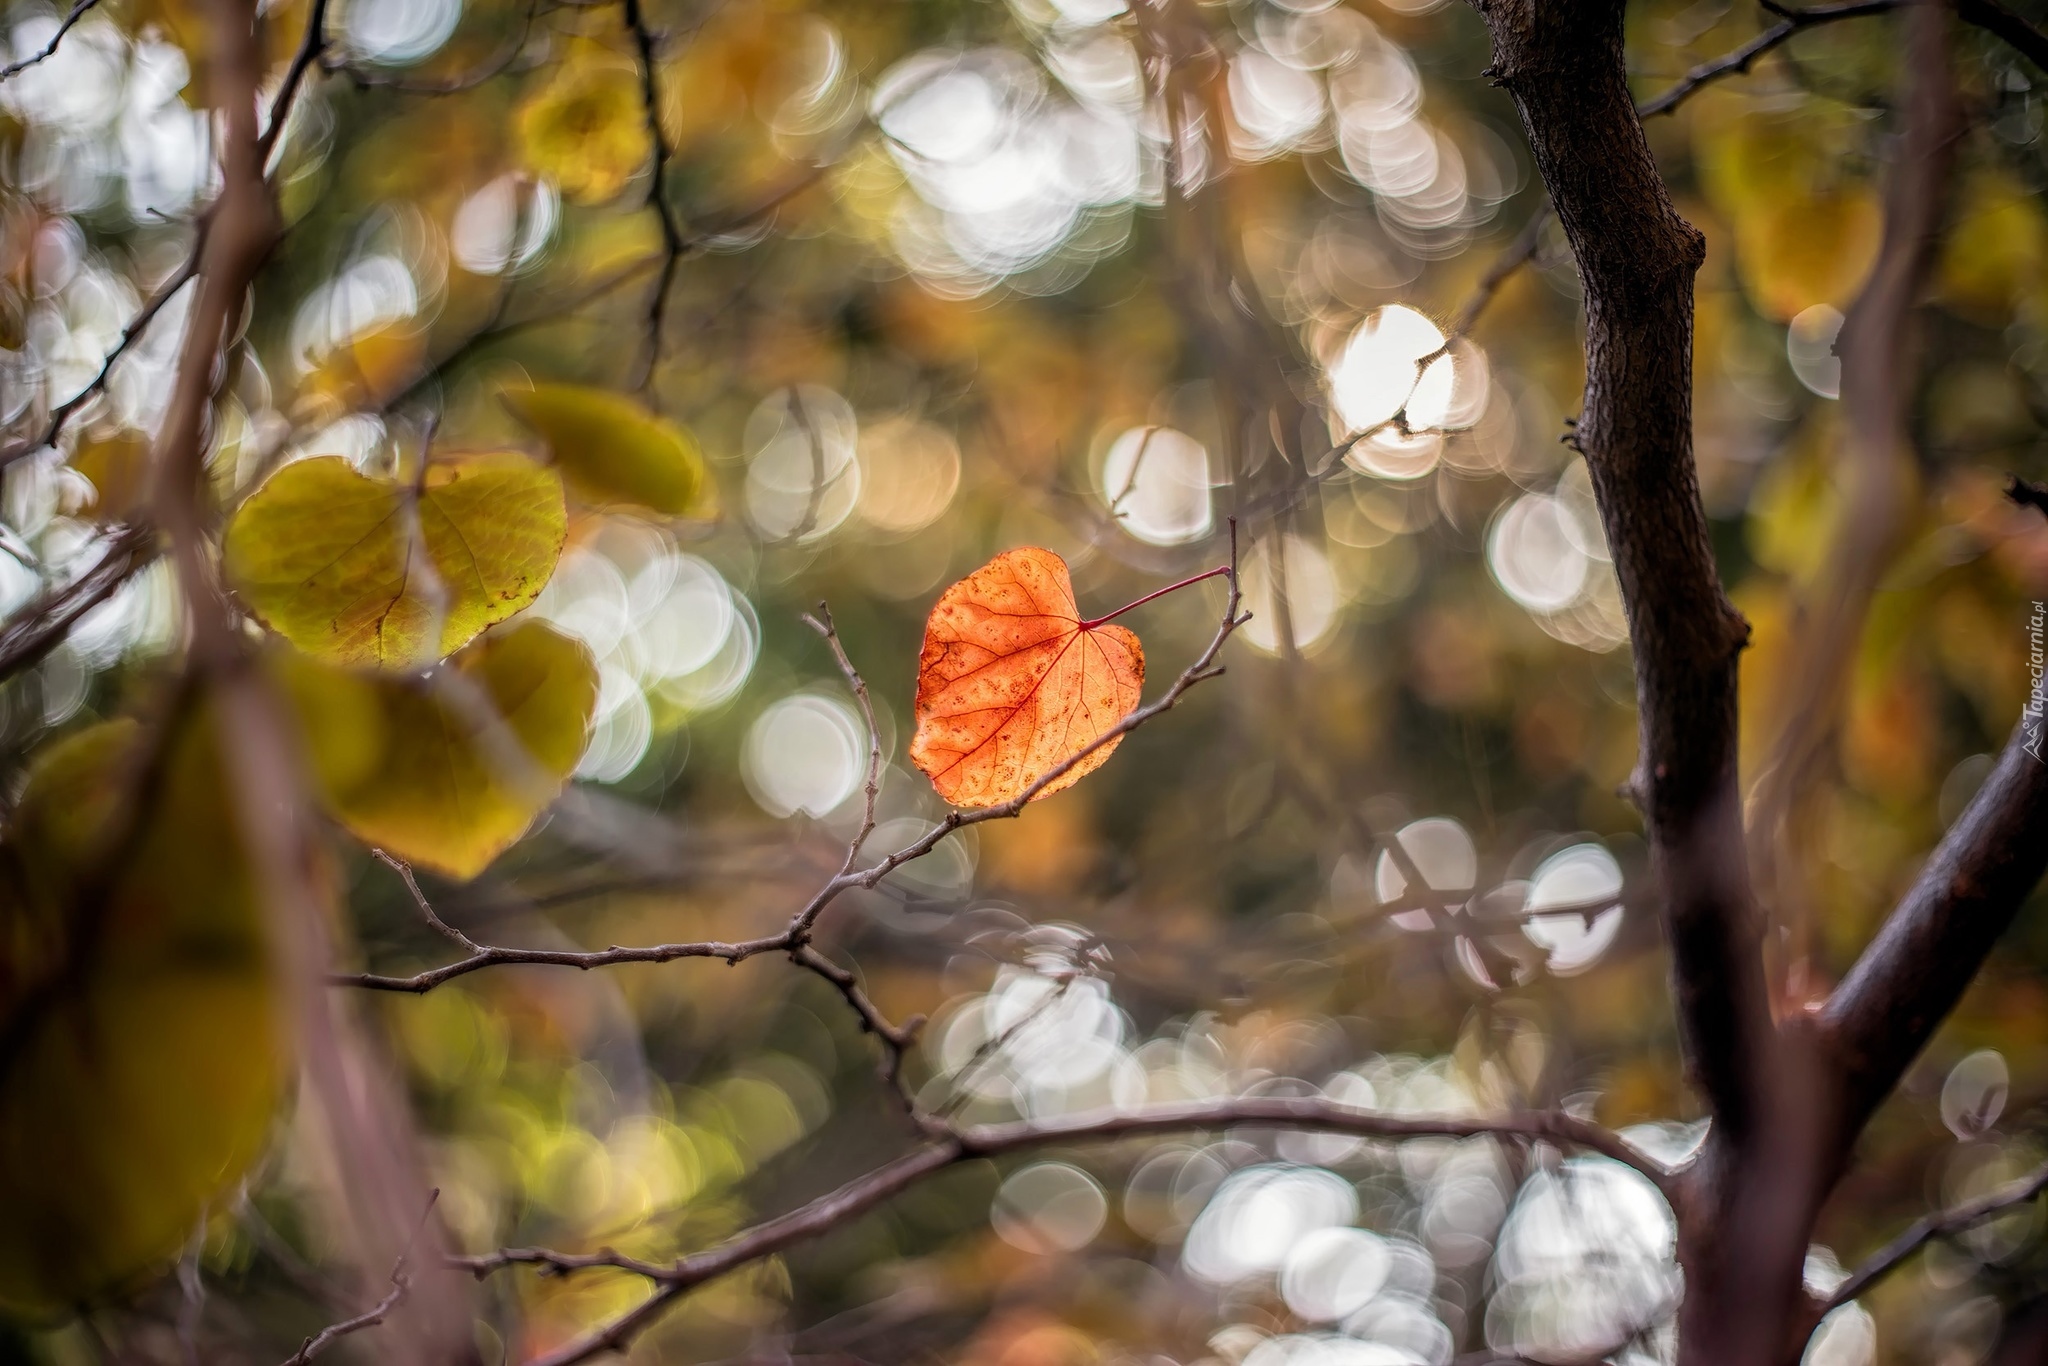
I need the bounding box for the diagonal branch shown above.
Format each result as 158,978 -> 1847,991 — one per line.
457,1097 -> 1669,1366
1958,0 -> 2048,70
0,0 -> 100,82
1635,0 -> 1896,118
276,1190 -> 437,1365
0,521 -> 155,683
1819,725 -> 2048,1143
1827,1156 -> 2048,1309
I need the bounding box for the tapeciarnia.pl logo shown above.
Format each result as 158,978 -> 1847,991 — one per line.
2028,601 -> 2046,762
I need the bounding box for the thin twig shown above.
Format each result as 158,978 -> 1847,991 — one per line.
343,523 -> 1248,994
1635,0 -> 1896,119
278,1191 -> 439,1365
0,0 -> 101,83
1827,1157 -> 2048,1308
622,0 -> 683,390
256,0 -> 332,163
0,521 -> 156,684
461,1098 -> 1668,1366
371,850 -> 481,952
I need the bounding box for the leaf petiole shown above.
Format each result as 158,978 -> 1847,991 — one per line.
1079,565 -> 1233,630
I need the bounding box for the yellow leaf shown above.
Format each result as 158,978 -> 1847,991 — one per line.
515,54 -> 649,205
281,621 -> 599,880
295,319 -> 428,422
68,430 -> 153,523
223,452 -> 567,669
501,383 -> 711,517
1732,188 -> 1882,322
0,708 -> 286,1314
1939,171 -> 2048,324
1693,97 -> 1881,320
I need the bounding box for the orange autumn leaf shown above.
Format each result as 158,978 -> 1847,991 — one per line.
911,547 -> 1144,809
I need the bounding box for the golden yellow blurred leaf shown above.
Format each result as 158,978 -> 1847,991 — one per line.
224,452 -> 567,669
281,620 -> 598,879
1694,98 -> 1880,320
296,319 -> 428,420
501,383 -> 711,517
68,430 -> 153,523
515,54 -> 648,205
1939,172 -> 2048,324
0,708 -> 286,1314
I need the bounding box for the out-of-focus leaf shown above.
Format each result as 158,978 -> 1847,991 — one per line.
295,320 -> 428,421
224,452 -> 566,670
1938,172 -> 2048,325
68,430 -> 152,523
1694,99 -> 1880,320
280,620 -> 599,880
910,547 -> 1144,809
0,708 -> 285,1314
514,52 -> 648,205
501,383 -> 711,517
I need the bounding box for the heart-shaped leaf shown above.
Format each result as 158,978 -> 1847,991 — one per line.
281,620 -> 599,880
910,547 -> 1145,809
501,383 -> 710,517
224,452 -> 566,669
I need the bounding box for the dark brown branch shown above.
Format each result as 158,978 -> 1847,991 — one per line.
1958,0 -> 2048,70
1478,0 -> 1769,1147
1827,1156 -> 2048,1309
2007,474 -> 2048,518
1820,725 -> 2048,1140
1635,1 -> 1896,119
622,0 -> 683,389
0,253 -> 201,473
788,942 -> 924,1110
256,0 -> 331,163
0,0 -> 101,82
0,522 -> 156,684
460,1097 -> 1666,1366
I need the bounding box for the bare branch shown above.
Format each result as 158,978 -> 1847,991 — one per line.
257,0 -> 332,163
460,1097 -> 1666,1366
277,1191 -> 437,1365
2008,474 -> 2048,519
1828,1157 -> 2048,1309
344,523 -> 1247,995
622,0 -> 684,389
0,522 -> 156,684
1479,0 -> 1768,1147
0,253 -> 201,473
0,0 -> 101,83
1820,723 -> 2048,1140
789,942 -> 925,1112
370,850 -> 481,953
1958,0 -> 2048,71
1634,1 -> 1896,119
